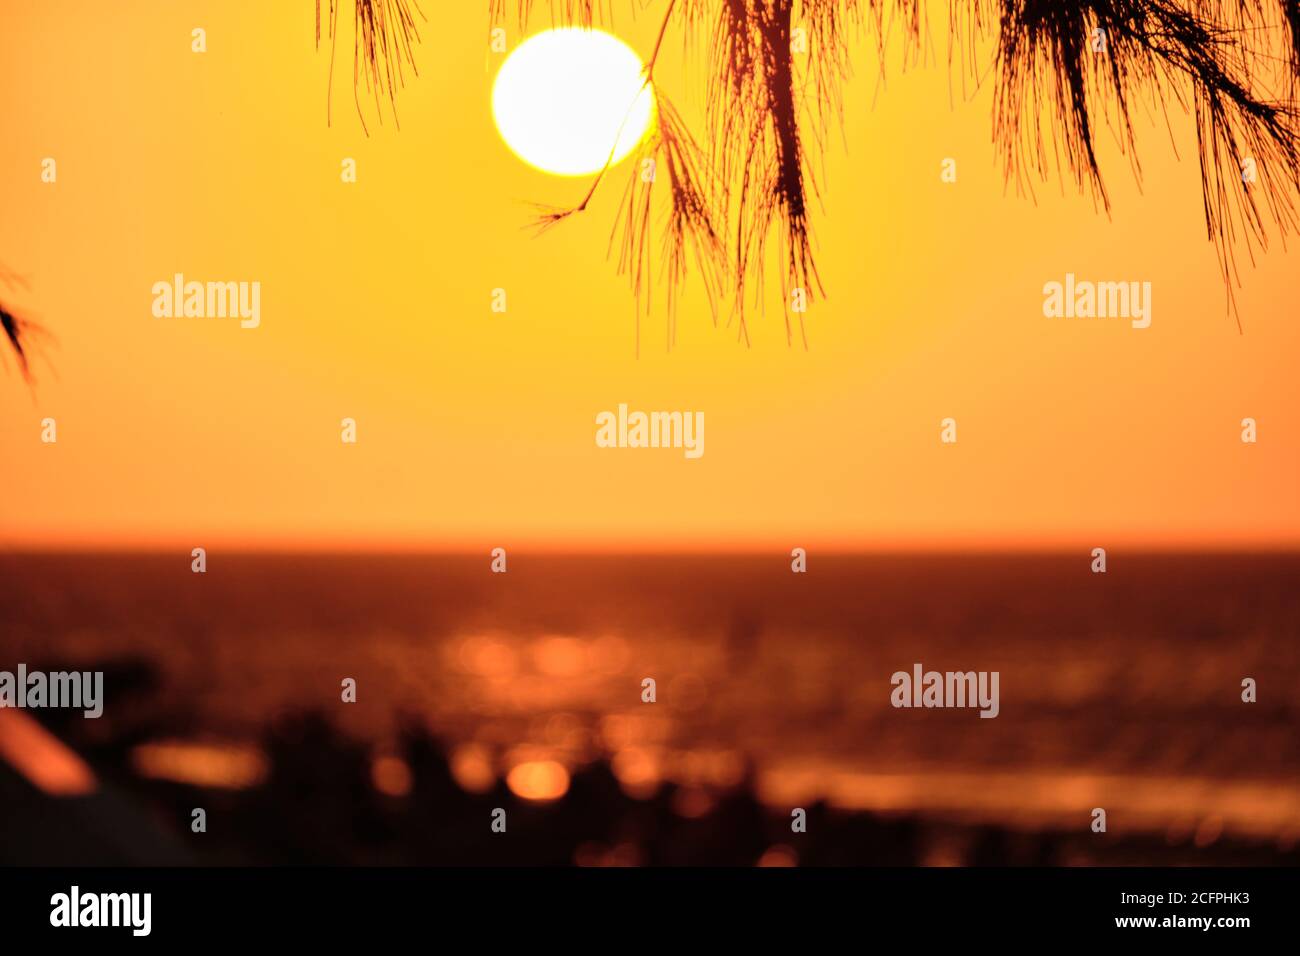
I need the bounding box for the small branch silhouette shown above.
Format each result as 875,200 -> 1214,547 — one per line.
489,1 -> 1300,340
0,265 -> 54,387
308,2 -> 1300,339
317,0 -> 425,135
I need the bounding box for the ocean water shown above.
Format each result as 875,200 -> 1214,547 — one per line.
2,552 -> 1298,853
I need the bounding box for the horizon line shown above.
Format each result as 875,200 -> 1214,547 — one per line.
4,542 -> 1300,557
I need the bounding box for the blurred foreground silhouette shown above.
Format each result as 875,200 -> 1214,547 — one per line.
3,698 -> 1296,866
1,553 -> 1297,866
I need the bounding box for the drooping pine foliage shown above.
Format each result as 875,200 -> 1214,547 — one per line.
486,1 -> 1300,341
317,0 -> 425,134
0,265 -> 52,385
312,1 -> 1300,345
982,0 -> 1300,323
8,3 -> 1293,380
567,4 -> 1297,335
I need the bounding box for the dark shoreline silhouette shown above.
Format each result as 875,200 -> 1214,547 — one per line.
4,701 -> 1296,867
2,552 -> 1297,866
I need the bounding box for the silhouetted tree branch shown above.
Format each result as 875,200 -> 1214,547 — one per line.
0,265 -> 52,385
312,1 -> 1300,340
317,0 -> 425,134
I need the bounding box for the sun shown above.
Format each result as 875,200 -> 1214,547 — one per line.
492,28 -> 656,177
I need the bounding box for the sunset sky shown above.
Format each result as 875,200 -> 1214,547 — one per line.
1,1 -> 1297,551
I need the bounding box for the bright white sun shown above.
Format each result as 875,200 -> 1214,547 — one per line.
492,28 -> 656,177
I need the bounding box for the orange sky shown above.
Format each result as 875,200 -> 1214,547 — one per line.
1,1 -> 1297,551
